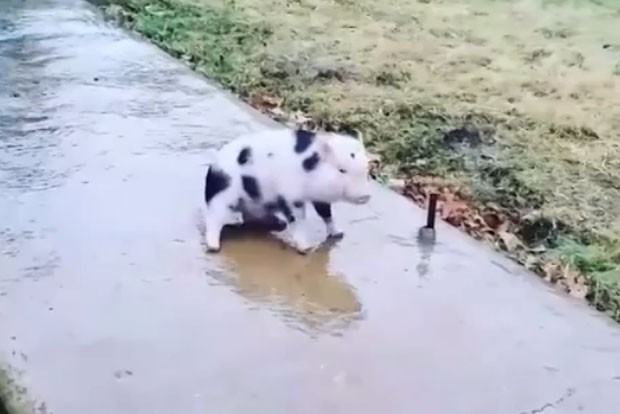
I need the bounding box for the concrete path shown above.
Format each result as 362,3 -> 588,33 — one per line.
1,0 -> 620,413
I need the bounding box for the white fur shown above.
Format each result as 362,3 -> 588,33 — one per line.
203,128 -> 371,253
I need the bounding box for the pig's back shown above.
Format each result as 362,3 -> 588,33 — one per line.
214,129 -> 311,198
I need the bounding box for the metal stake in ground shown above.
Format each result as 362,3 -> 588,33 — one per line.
417,193 -> 438,244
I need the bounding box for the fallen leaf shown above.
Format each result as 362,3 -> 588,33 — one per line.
481,211 -> 503,229
291,111 -> 312,125
249,93 -> 283,109
367,152 -> 381,163
497,231 -> 523,252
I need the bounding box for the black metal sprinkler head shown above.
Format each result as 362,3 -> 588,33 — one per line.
417,193 -> 438,243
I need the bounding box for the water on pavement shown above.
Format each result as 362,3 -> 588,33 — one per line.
1,1 -> 620,413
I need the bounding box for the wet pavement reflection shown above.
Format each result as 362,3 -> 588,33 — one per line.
210,226 -> 364,337
1,0 -> 620,413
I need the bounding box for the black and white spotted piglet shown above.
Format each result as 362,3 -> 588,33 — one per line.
203,127 -> 372,254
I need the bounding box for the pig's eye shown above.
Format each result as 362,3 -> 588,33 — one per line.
350,153 -> 355,159
339,168 -> 347,174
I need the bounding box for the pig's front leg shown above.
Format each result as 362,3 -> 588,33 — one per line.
204,200 -> 232,252
312,202 -> 344,239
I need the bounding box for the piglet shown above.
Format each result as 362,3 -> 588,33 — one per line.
203,127 -> 372,254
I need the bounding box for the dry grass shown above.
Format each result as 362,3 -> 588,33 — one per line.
105,0 -> 620,319
229,0 -> 620,236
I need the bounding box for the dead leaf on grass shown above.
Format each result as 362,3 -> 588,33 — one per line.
291,110 -> 312,125
249,92 -> 283,109
543,260 -> 588,298
440,194 -> 469,227
497,231 -> 523,252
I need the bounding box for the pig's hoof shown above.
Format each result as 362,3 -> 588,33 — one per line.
327,231 -> 344,240
295,246 -> 313,255
293,242 -> 314,255
206,245 -> 221,253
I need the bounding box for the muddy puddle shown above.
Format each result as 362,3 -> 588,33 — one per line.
203,224 -> 364,337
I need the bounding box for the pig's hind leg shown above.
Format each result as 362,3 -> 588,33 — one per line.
312,202 -> 344,239
203,166 -> 238,252
204,203 -> 229,252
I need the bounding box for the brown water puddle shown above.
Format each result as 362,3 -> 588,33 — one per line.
214,226 -> 363,333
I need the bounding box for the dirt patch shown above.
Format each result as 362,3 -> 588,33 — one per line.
101,0 -> 620,322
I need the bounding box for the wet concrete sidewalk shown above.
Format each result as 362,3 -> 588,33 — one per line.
1,0 -> 620,413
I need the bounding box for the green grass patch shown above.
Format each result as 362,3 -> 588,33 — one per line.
558,240 -> 620,320
0,366 -> 32,414
105,0 -> 270,95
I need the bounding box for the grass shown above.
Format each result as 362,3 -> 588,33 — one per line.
102,0 -> 620,321
0,366 -> 32,414
559,240 -> 620,318
0,368 -> 10,414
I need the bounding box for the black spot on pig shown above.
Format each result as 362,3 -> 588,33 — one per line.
302,152 -> 321,171
204,167 -> 230,205
242,175 -> 261,200
237,147 -> 251,165
312,202 -> 332,221
294,129 -> 316,153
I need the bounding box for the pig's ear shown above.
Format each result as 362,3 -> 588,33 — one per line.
346,128 -> 365,147
355,130 -> 366,146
